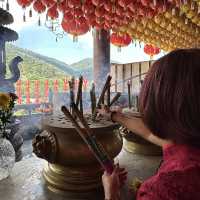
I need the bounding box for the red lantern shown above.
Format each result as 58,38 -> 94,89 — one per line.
58,1 -> 66,12
141,0 -> 150,6
41,0 -> 55,7
144,44 -> 160,59
73,8 -> 83,18
47,4 -> 59,19
104,13 -> 114,21
92,0 -> 102,6
110,32 -> 132,51
17,0 -> 32,8
63,11 -> 73,23
33,0 -> 46,13
82,0 -> 94,15
115,5 -> 124,16
104,1 -> 113,12
118,0 -> 132,8
62,18 -> 89,39
68,0 -> 81,8
95,6 -> 105,18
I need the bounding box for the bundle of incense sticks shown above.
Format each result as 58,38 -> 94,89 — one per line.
61,104 -> 114,174
92,75 -> 122,121
90,82 -> 96,115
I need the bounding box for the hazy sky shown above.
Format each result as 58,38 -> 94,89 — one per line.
6,1 -> 163,64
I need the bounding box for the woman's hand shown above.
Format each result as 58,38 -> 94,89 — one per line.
97,104 -> 122,121
102,164 -> 127,200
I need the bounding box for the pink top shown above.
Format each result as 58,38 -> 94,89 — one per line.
137,144 -> 200,200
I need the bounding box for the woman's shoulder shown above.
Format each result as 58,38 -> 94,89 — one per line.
137,166 -> 200,200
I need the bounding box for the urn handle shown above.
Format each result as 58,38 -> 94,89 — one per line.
32,131 -> 57,163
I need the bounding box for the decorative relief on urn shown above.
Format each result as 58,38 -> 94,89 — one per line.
32,131 -> 57,163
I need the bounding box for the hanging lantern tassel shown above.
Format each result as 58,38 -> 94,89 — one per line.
117,46 -> 122,52
139,42 -> 141,48
38,16 -> 41,26
6,0 -> 9,11
51,22 -> 54,31
23,11 -> 26,22
29,8 -> 32,17
46,14 -> 48,21
92,29 -> 94,37
98,30 -> 101,40
73,35 -> 78,42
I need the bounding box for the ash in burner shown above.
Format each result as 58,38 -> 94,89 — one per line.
42,113 -> 115,130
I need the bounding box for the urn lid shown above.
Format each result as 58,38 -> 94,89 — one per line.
42,114 -> 119,134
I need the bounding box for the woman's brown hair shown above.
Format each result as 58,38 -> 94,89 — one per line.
139,48 -> 200,147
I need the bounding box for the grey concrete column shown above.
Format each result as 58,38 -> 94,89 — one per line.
93,29 -> 110,89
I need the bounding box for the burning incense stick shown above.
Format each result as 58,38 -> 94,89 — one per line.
127,80 -> 131,109
61,105 -> 114,174
90,83 -> 96,115
107,83 -> 111,107
110,92 -> 121,106
76,76 -> 83,115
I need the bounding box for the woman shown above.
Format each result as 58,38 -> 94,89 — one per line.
99,49 -> 200,200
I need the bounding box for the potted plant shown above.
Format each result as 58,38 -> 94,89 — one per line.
0,92 -> 17,181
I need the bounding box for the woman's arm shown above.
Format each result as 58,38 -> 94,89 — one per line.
112,112 -> 150,140
98,105 -> 169,147
112,111 -> 169,147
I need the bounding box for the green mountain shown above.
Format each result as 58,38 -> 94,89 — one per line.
5,44 -> 93,81
6,44 -> 71,81
5,44 -> 118,83
71,58 -> 93,70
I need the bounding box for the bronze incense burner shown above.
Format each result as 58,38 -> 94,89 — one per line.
120,109 -> 162,155
33,113 -> 122,195
33,75 -> 123,195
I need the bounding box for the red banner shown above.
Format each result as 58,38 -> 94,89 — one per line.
34,80 -> 40,104
25,80 -> 31,104
16,80 -> 22,104
53,79 -> 59,94
63,78 -> 68,91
